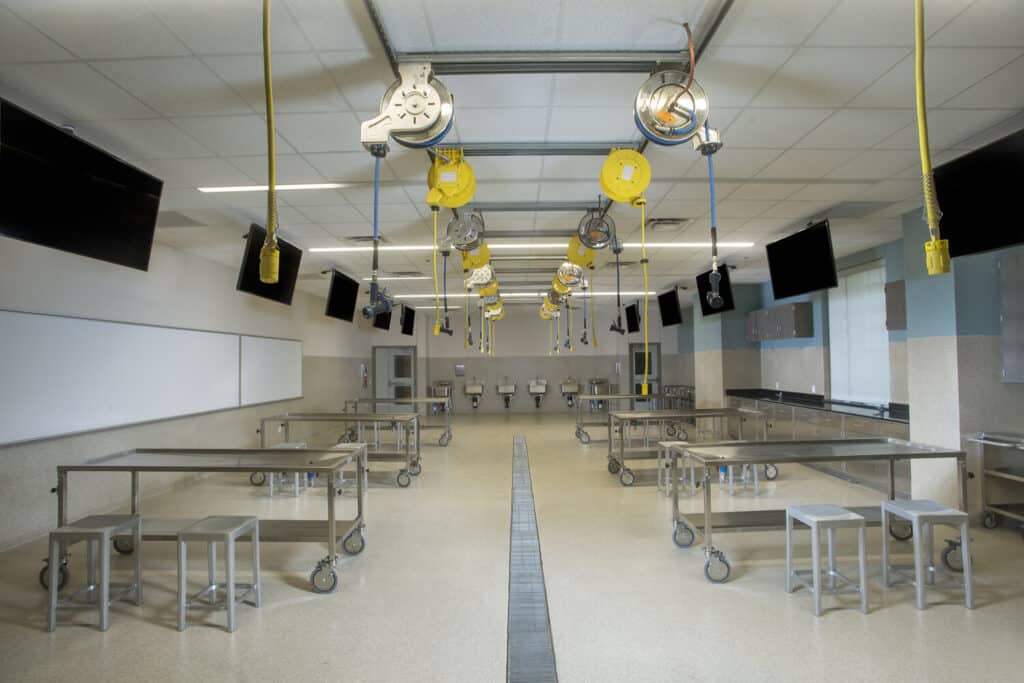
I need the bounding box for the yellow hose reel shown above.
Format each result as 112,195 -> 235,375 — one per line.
565,235 -> 596,268
600,148 -> 651,204
478,280 -> 499,299
426,148 -> 475,208
460,243 -> 491,271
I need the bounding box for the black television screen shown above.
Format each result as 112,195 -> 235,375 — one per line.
0,98 -> 162,270
625,303 -> 641,333
400,305 -> 416,336
325,269 -> 359,322
657,289 -> 683,327
696,265 -> 735,316
935,127 -> 1024,257
236,223 -> 302,305
765,220 -> 837,300
373,308 -> 393,330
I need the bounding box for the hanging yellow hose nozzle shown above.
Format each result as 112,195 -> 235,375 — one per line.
915,0 -> 950,276
258,0 -> 280,284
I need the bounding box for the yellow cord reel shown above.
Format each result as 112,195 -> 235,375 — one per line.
426,148 -> 475,208
565,235 -> 596,268
600,149 -> 651,204
460,243 -> 491,271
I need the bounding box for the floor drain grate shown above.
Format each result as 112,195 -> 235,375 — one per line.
507,435 -> 558,683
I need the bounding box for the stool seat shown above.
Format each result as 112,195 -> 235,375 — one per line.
181,516 -> 258,541
882,499 -> 966,523
788,504 -> 866,528
177,516 -> 260,632
53,515 -> 140,537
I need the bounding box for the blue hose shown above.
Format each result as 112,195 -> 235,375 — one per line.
705,122 -> 716,229
373,156 -> 380,242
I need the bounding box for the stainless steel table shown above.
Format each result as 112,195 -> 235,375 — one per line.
259,412 -> 420,487
574,393 -> 664,444
967,432 -> 1024,531
49,446 -> 367,594
607,408 -> 766,487
664,438 -> 968,583
347,396 -> 453,447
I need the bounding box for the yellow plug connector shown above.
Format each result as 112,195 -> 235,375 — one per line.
925,239 -> 950,276
641,383 -> 649,396
259,240 -> 280,284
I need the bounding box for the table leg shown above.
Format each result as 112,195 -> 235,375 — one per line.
703,466 -> 713,553
327,472 -> 337,562
957,455 -> 968,513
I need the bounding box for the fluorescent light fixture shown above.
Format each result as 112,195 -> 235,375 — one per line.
311,242 -> 753,253
394,290 -> 655,299
487,243 -> 567,250
360,276 -> 431,281
623,242 -> 754,248
197,182 -> 346,193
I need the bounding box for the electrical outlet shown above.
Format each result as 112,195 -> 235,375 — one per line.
811,384 -> 816,394
775,381 -> 780,390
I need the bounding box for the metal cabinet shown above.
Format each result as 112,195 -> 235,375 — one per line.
745,302 -> 814,342
885,280 -> 907,331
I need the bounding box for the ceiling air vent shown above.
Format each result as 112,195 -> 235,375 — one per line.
822,202 -> 893,219
647,217 -> 689,231
346,235 -> 389,243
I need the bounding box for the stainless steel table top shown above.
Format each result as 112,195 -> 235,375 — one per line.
354,397 -> 450,405
585,393 -> 664,401
63,446 -> 365,472
610,408 -> 763,420
661,438 -> 963,465
967,432 -> 1024,448
264,412 -> 419,423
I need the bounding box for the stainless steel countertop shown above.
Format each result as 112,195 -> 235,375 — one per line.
660,438 -> 963,465
63,446 -> 365,472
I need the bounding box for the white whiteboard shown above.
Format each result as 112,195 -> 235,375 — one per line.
240,335 -> 303,405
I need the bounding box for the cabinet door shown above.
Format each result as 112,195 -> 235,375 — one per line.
746,311 -> 760,342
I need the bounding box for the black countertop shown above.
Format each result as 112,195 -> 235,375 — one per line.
726,389 -> 909,423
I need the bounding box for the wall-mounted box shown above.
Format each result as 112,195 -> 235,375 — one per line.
1001,252 -> 1024,383
746,302 -> 814,342
885,280 -> 907,331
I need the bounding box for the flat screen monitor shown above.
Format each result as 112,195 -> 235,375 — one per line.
696,265 -> 735,316
657,289 -> 683,327
236,223 -> 302,305
625,303 -> 641,333
325,269 -> 360,322
765,220 -> 838,300
400,305 -> 415,336
0,98 -> 162,270
373,308 -> 393,331
935,127 -> 1024,257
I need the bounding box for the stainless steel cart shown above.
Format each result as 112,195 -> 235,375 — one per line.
574,393 -> 664,444
259,412 -> 420,487
47,446 -> 367,594
606,407 -> 767,487
663,438 -> 968,583
967,432 -> 1024,532
348,396 -> 453,447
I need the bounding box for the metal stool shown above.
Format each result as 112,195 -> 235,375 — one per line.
881,500 -> 973,610
177,516 -> 261,632
47,515 -> 142,632
786,505 -> 868,616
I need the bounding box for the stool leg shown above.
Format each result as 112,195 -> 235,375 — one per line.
827,528 -> 836,590
208,541 -> 217,605
811,524 -> 822,616
47,537 -> 59,632
785,513 -> 794,593
924,522 -> 935,585
226,540 -> 236,633
251,525 -> 261,608
134,522 -> 143,606
960,521 -> 974,609
293,473 -> 299,496
86,539 -> 96,602
177,540 -> 186,631
753,464 -> 759,496
858,525 -> 868,614
881,506 -> 890,587
98,538 -> 110,631
912,519 -> 926,610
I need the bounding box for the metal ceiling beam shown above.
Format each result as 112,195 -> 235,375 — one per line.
395,51 -> 686,75
490,255 -> 566,262
485,230 -> 575,239
460,142 -> 637,157
471,201 -> 596,213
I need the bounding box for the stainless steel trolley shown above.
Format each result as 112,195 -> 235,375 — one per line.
967,432 -> 1024,532
45,446 -> 367,594
348,396 -> 453,447
574,393 -> 664,444
258,412 -> 420,487
663,438 -> 968,583
606,407 -> 767,487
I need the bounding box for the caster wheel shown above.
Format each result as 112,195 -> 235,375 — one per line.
409,462 -> 422,476
310,564 -> 338,593
941,543 -> 964,573
38,562 -> 69,591
396,471 -> 412,488
889,521 -> 913,541
342,532 -> 366,556
580,431 -> 591,445
250,471 -> 266,486
619,470 -> 636,487
439,432 -> 452,447
704,554 -> 731,583
982,512 -> 1000,529
678,429 -> 689,441
672,524 -> 695,548
764,464 -> 778,481
665,425 -> 677,438
607,459 -> 621,475
113,537 -> 135,555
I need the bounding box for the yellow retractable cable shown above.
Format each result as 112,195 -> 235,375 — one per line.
635,195 -> 650,396
259,0 -> 280,283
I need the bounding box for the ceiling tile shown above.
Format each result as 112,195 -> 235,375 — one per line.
382,0 -> 561,51
826,150 -> 920,180
445,74 -> 553,109
385,148 -> 432,181
878,109 -> 1021,150
157,188 -> 230,212
723,108 -> 833,148
203,53 -> 350,114
950,111 -> 1024,150
546,106 -> 637,141
714,199 -> 780,219
713,0 -> 840,47
148,0 -> 310,55
806,0 -> 973,47
755,149 -> 858,179
272,111 -> 363,153
0,62 -> 155,120
472,182 -> 540,203
74,118 -> 212,160
538,181 -> 602,202
795,109 -> 917,149
758,199 -> 834,220
281,0 -> 377,52
228,154 -> 325,184
551,73 -> 642,108
666,180 -> 739,200
929,0 -> 1024,47
173,115 -> 295,156
140,157 -> 254,189
730,183 -> 806,200
354,201 -> 424,223
281,188 -> 352,207
851,48 -> 1023,108
464,156 -> 545,181
93,58 -> 252,117
852,179 -> 921,202
556,0 -> 704,50
788,183 -> 873,201
322,222 -> 374,239
644,146 -> 702,181
684,147 -> 783,179
752,47 -> 909,108
304,151 -> 397,182
941,56 -> 1024,109
341,184 -> 420,207
695,46 -> 794,108
297,204 -> 365,223
0,6 -> 74,62
319,51 -> 396,111
452,107 -> 548,142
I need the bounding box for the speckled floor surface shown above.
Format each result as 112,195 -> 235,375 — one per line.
1,413 -> 1023,682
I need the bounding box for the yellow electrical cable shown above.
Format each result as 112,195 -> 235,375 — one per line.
637,196 -> 649,395
568,296 -> 574,352
590,270 -> 597,350
914,0 -> 950,275
548,319 -> 553,356
464,287 -> 470,349
259,0 -> 280,284
432,209 -> 441,335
